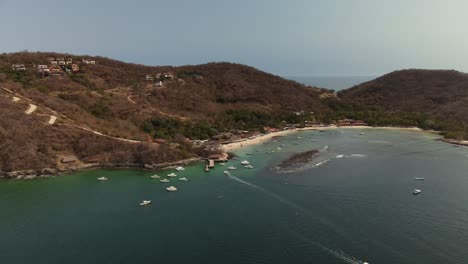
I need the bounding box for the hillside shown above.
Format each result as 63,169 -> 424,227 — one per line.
339,70 -> 468,123
0,51 -> 331,174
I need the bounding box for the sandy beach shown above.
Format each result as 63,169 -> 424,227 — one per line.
222,126 -> 424,151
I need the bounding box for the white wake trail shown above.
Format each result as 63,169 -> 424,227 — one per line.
227,173 -> 369,264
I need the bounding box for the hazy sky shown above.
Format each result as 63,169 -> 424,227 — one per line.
1,0 -> 467,76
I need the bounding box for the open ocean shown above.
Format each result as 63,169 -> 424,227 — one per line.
1,128 -> 468,264
287,76 -> 375,91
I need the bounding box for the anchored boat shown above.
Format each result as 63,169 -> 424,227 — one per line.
166,186 -> 178,192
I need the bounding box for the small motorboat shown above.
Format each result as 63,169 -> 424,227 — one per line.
140,200 -> 151,206
297,136 -> 302,139
150,175 -> 160,179
360,132 -> 366,135
414,178 -> 425,180
227,166 -> 237,170
241,160 -> 250,165
336,154 -> 344,158
175,166 -> 185,171
97,177 -> 108,181
223,171 -> 230,175
413,189 -> 422,195
179,177 -> 189,182
160,179 -> 170,183
166,186 -> 178,192
245,165 -> 254,169
205,166 -> 210,172
219,163 -> 226,166
167,173 -> 177,177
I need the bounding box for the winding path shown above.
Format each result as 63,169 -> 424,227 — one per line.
25,104 -> 37,114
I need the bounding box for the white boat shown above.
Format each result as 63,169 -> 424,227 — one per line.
241,160 -> 250,165
166,186 -> 178,192
413,189 -> 422,195
297,136 -> 302,139
245,165 -> 254,169
414,177 -> 425,180
360,132 -> 366,135
227,166 -> 237,170
140,200 -> 151,206
167,173 -> 177,177
336,154 -> 344,158
160,179 -> 170,183
179,177 -> 189,182
219,163 -> 226,166
150,175 -> 160,179
97,177 -> 108,181
223,170 -> 230,175
175,166 -> 185,171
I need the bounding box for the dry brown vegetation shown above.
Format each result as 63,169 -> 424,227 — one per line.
0,51 -> 330,172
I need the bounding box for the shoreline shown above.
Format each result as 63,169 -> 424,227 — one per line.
222,125 -> 427,151
0,157 -> 202,180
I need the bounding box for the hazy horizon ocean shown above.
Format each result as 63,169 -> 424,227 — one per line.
287,76 -> 375,91
1,128 -> 468,264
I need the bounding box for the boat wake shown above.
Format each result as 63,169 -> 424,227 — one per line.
311,159 -> 330,168
227,173 -> 369,264
347,154 -> 367,158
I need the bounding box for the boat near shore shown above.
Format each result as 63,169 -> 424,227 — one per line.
97,177 -> 108,181
166,186 -> 178,192
150,175 -> 160,179
179,177 -> 189,182
160,179 -> 170,183
175,166 -> 185,171
167,173 -> 177,177
227,166 -> 237,170
413,189 -> 422,195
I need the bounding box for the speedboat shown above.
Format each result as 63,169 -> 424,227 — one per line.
227,166 -> 237,170
167,173 -> 177,177
219,163 -> 226,166
223,170 -> 230,175
360,132 -> 366,135
175,166 -> 185,171
150,175 -> 160,179
166,186 -> 178,192
179,177 -> 189,182
97,177 -> 108,181
414,177 -> 425,180
297,136 -> 302,139
413,189 -> 422,195
336,154 -> 344,158
160,179 -> 170,183
241,160 -> 250,165
140,200 -> 151,206
245,165 -> 254,169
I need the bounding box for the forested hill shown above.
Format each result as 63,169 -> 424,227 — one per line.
0,51 -> 332,173
338,69 -> 468,123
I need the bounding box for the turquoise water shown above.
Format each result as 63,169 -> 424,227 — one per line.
1,129 -> 468,264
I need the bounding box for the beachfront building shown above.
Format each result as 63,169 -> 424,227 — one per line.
337,119 -> 368,126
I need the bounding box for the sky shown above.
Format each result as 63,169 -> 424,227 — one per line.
1,0 -> 468,76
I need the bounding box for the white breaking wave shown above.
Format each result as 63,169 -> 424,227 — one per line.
311,159 -> 330,168
348,154 -> 367,158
